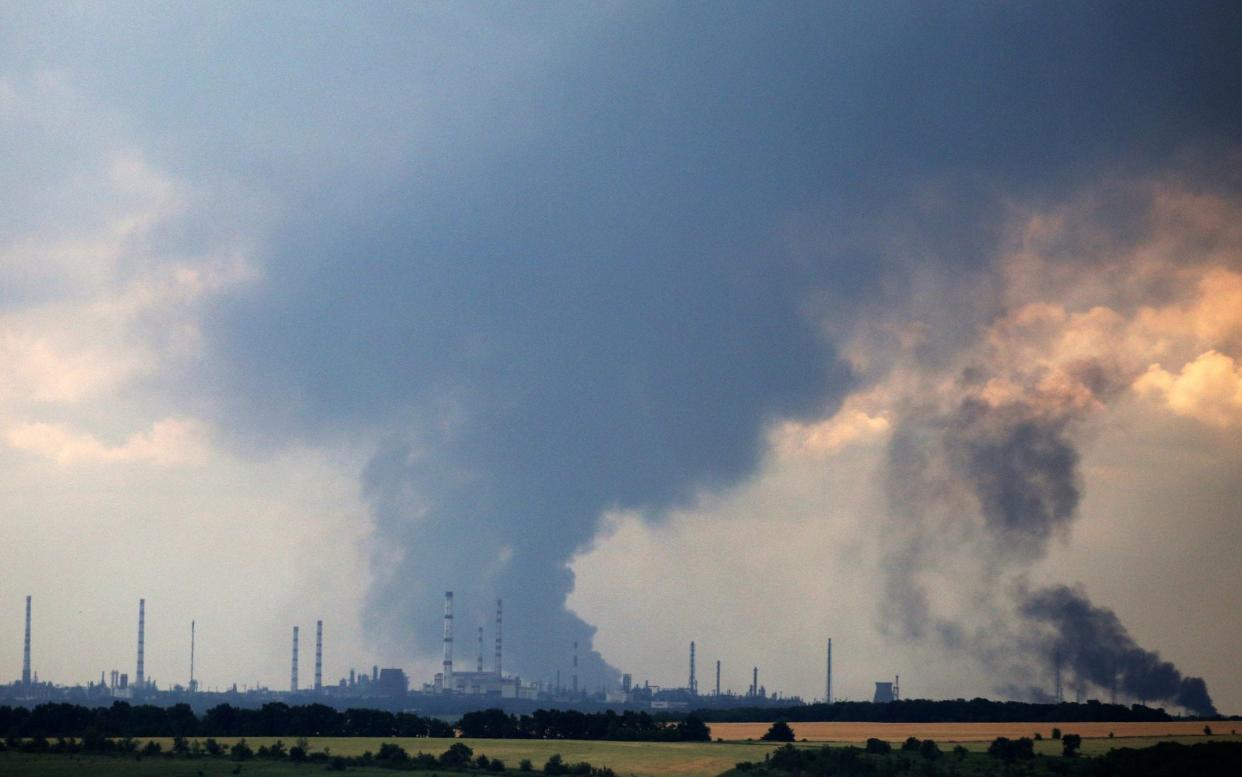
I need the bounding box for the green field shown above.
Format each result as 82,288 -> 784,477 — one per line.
4,732 -> 1241,777
135,737 -> 781,776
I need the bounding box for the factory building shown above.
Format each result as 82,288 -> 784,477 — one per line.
426,592 -> 536,698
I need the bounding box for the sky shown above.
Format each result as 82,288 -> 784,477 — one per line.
1,2 -> 1240,713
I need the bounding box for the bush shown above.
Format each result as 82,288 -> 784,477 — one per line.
1062,733 -> 1082,757
477,754 -> 492,769
865,738 -> 891,754
1204,725 -> 1213,736
142,740 -> 162,756
204,738 -> 224,756
901,736 -> 921,751
920,739 -> 941,760
1051,727 -> 1062,740
545,753 -> 567,776
489,758 -> 507,772
377,742 -> 409,762
519,758 -> 534,771
761,721 -> 796,743
229,739 -> 253,760
953,745 -> 968,761
440,742 -> 474,767
987,736 -> 1035,763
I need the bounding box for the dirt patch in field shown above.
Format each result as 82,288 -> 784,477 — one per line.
709,720 -> 1225,742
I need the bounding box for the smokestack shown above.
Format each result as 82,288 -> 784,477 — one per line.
190,621 -> 196,691
1053,649 -> 1063,703
291,626 -> 299,692
22,595 -> 31,688
442,591 -> 454,692
477,626 -> 484,673
494,599 -> 503,677
826,638 -> 832,703
572,640 -> 578,694
136,599 -> 145,690
314,620 -> 323,691
752,666 -> 758,697
895,674 -> 900,701
715,659 -> 721,696
689,641 -> 697,695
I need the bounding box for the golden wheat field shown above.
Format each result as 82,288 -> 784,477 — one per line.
707,720 -> 1236,742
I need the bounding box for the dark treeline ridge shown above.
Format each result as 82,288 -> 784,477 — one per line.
458,708 -> 710,741
694,698 -> 1187,723
0,702 -> 709,742
0,702 -> 454,738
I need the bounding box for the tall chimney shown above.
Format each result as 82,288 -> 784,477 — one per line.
715,659 -> 721,696
136,599 -> 145,690
752,666 -> 758,697
1053,649 -> 1063,704
314,620 -> 323,691
442,591 -> 454,692
494,599 -> 503,677
22,595 -> 32,688
477,626 -> 484,673
572,640 -> 578,694
825,638 -> 832,703
291,626 -> 299,692
190,620 -> 196,691
689,641 -> 697,695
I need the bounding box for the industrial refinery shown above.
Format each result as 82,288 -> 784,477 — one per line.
3,591 -> 824,714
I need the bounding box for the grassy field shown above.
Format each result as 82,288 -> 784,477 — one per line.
4,725 -> 1239,777
130,737 -> 781,777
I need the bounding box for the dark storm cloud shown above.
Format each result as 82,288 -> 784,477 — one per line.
8,3 -> 1238,683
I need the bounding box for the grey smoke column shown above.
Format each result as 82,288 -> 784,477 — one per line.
136,599 -> 145,690
22,595 -> 31,688
314,620 -> 323,691
291,626 -> 299,692
442,591 -> 453,691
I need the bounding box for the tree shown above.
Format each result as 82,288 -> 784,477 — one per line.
865,738 -> 892,754
901,736 -> 922,751
920,739 -> 941,761
1061,733 -> 1082,757
229,739 -> 253,760
544,753 -> 567,776
440,742 -> 474,767
761,721 -> 796,742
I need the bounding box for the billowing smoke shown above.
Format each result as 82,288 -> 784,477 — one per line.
1021,585 -> 1216,715
881,314 -> 1218,714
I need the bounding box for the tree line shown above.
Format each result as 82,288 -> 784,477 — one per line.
0,702 -> 453,739
696,698 -> 1184,723
0,702 -> 710,742
457,708 -> 710,741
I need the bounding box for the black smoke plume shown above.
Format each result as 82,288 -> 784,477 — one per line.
884,365 -> 1216,714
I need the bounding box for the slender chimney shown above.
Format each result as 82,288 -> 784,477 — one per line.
22,595 -> 32,688
477,626 -> 484,673
1053,649 -> 1063,703
442,591 -> 454,692
825,638 -> 832,703
190,620 -> 196,691
572,640 -> 578,694
136,599 -> 145,690
689,641 -> 697,695
894,674 -> 900,701
715,659 -> 721,696
752,666 -> 758,697
494,599 -> 503,677
314,620 -> 323,691
291,626 -> 299,692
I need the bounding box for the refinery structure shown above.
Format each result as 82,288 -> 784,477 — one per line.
3,591 -> 841,714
